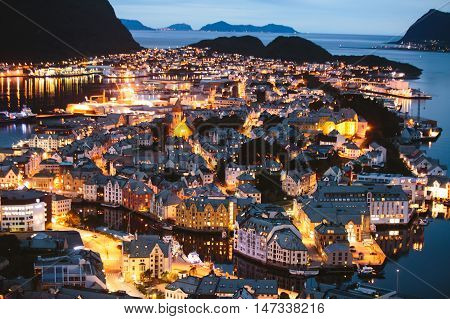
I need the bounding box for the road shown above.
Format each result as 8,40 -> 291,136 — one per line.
53,223 -> 144,298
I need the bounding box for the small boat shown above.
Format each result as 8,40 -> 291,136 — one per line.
357,266 -> 375,277
186,251 -> 203,265
418,218 -> 429,226
289,269 -> 320,276
162,224 -> 173,231
100,202 -> 121,208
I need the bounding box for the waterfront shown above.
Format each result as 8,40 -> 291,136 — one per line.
1,32 -> 450,298
70,200 -> 449,298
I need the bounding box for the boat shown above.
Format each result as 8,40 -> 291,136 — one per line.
418,218 -> 429,226
289,269 -> 320,277
162,224 -> 173,231
100,202 -> 121,208
0,107 -> 37,124
357,266 -> 375,277
184,251 -> 203,265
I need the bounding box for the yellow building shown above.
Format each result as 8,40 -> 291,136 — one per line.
176,196 -> 237,232
122,235 -> 171,282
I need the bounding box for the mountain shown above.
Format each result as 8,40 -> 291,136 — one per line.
192,36 -> 331,63
0,0 -> 141,62
264,36 -> 332,63
200,21 -> 298,33
191,36 -> 422,77
120,19 -> 154,31
397,9 -> 450,45
192,36 -> 266,56
166,23 -> 193,31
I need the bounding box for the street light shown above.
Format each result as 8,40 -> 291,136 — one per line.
396,269 -> 400,293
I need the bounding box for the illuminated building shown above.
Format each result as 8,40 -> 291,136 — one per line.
175,196 -> 237,232
234,204 -> 308,268
122,235 -> 171,282
0,189 -> 48,232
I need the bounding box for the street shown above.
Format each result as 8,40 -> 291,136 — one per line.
53,223 -> 144,298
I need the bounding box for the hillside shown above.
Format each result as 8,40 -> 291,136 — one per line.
120,19 -> 154,30
166,23 -> 193,31
192,36 -> 265,57
191,36 -> 422,77
0,0 -> 141,62
397,9 -> 450,45
200,21 -> 298,33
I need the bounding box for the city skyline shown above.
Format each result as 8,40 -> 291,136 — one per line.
110,0 -> 449,35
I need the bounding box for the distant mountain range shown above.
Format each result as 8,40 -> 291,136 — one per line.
120,19 -> 154,30
120,19 -> 193,31
199,21 -> 298,33
120,19 -> 297,33
191,36 -> 422,78
396,9 -> 450,45
0,0 -> 141,63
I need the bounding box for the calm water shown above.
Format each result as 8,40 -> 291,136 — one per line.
1,32 -> 449,297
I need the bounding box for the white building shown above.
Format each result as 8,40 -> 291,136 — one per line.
104,177 -> 127,205
0,190 -> 47,232
234,204 -> 308,267
122,235 -> 171,282
51,194 -> 72,216
355,173 -> 427,202
425,176 -> 450,201
313,185 -> 410,225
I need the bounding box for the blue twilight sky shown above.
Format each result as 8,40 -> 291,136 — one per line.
109,0 -> 449,35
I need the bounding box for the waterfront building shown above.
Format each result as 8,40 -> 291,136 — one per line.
34,249 -> 106,290
355,173 -> 427,202
121,235 -> 171,282
234,204 -> 308,268
175,196 -> 237,232
165,273 -> 278,299
322,242 -> 353,267
154,189 -> 182,220
298,200 -> 370,243
104,177 -> 128,205
28,134 -> 73,152
311,184 -> 410,225
122,179 -> 154,212
425,176 -> 450,201
0,189 -> 49,232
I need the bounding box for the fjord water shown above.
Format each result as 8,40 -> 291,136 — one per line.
1,32 -> 449,297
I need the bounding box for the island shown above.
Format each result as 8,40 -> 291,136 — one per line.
120,19 -> 154,31
191,35 -> 422,78
0,0 -> 141,62
165,23 -> 193,31
200,21 -> 298,33
394,9 -> 450,52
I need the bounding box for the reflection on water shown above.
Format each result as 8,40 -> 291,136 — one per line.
375,223 -> 425,257
73,201 -> 449,297
0,75 -> 132,112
